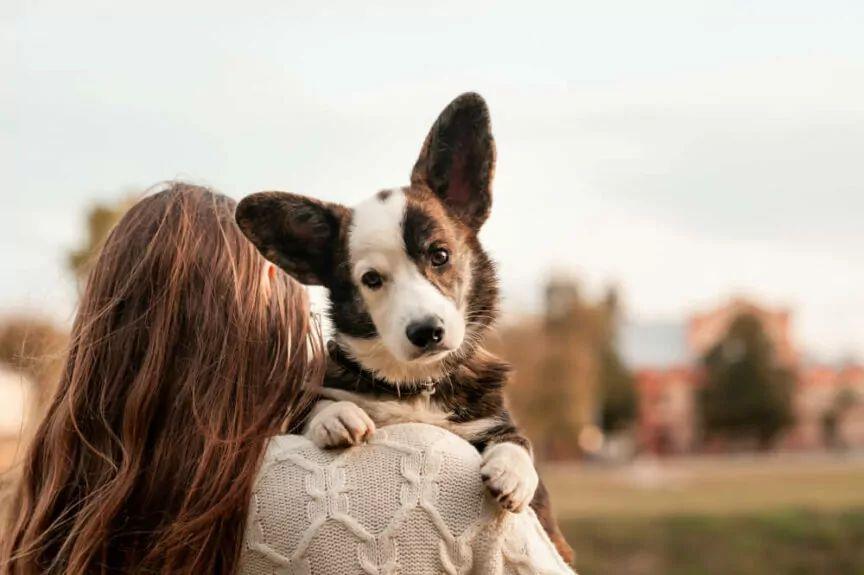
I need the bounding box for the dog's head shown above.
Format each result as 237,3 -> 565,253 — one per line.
236,93 -> 498,383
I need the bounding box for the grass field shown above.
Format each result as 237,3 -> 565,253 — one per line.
542,454 -> 864,574
562,510 -> 864,575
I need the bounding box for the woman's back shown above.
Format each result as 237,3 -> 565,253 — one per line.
241,423 -> 573,574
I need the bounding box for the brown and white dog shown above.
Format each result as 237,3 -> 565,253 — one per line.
236,93 -> 573,563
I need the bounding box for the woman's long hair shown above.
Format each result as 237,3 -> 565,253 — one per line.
1,183 -> 324,574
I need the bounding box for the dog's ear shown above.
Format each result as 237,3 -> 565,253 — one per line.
411,92 -> 496,230
236,192 -> 347,286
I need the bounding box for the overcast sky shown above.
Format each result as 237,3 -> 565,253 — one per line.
2,0 -> 862,361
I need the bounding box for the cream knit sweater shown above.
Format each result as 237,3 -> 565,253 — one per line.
239,423 -> 575,574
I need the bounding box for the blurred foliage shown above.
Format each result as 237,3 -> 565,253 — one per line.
599,345 -> 637,433
493,278 -> 635,459
0,317 -> 68,408
699,313 -> 795,448
822,387 -> 860,450
0,196 -> 134,414
67,196 -> 137,284
564,509 -> 864,575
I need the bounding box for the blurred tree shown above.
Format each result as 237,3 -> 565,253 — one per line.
493,278 -> 635,460
0,317 -> 67,409
541,278 -> 599,457
0,194 -> 135,428
597,287 -> 636,433
699,313 -> 795,448
599,347 -> 636,433
68,196 -> 137,284
821,387 -> 858,450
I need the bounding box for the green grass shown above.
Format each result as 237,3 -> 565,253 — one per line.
542,455 -> 864,519
563,509 -> 864,575
539,456 -> 864,574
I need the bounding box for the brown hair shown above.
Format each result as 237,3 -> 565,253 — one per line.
1,183 -> 324,574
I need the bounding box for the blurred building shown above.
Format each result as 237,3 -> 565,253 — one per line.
689,299 -> 799,368
635,367 -> 697,454
623,298 -> 864,454
785,364 -> 864,450
619,319 -> 694,454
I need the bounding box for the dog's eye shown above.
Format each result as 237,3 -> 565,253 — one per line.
361,270 -> 384,289
430,248 -> 450,267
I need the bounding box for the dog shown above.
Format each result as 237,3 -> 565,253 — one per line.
236,92 -> 574,564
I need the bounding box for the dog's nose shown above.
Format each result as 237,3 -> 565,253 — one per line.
406,317 -> 445,349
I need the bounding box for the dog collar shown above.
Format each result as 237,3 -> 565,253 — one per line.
326,341 -> 437,399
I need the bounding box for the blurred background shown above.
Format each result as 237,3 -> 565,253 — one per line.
2,1 -> 863,573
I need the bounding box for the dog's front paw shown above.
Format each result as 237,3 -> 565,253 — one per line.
305,401 -> 376,449
480,443 -> 538,513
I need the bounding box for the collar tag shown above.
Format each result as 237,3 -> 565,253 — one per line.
421,378 -> 436,396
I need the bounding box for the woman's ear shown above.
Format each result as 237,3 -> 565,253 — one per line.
236,192 -> 347,286
410,92 -> 496,231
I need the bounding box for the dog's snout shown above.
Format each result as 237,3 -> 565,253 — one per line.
406,316 -> 445,349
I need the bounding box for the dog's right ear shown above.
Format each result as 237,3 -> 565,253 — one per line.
236,192 -> 346,286
411,92 -> 496,231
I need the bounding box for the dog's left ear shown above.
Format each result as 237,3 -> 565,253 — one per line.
411,92 -> 496,230
235,191 -> 347,287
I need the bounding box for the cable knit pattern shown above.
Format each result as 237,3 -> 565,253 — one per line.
240,423 -> 575,575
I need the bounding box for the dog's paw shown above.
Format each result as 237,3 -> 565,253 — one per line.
480,443 -> 538,513
305,401 -> 376,449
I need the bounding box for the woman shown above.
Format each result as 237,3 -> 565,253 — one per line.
2,183 -> 324,573
1,183 -> 572,574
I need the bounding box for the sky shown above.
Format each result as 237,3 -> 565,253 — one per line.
2,0 -> 863,362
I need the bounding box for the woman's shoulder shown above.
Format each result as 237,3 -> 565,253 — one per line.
243,423 -> 574,574
261,422 -> 479,467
